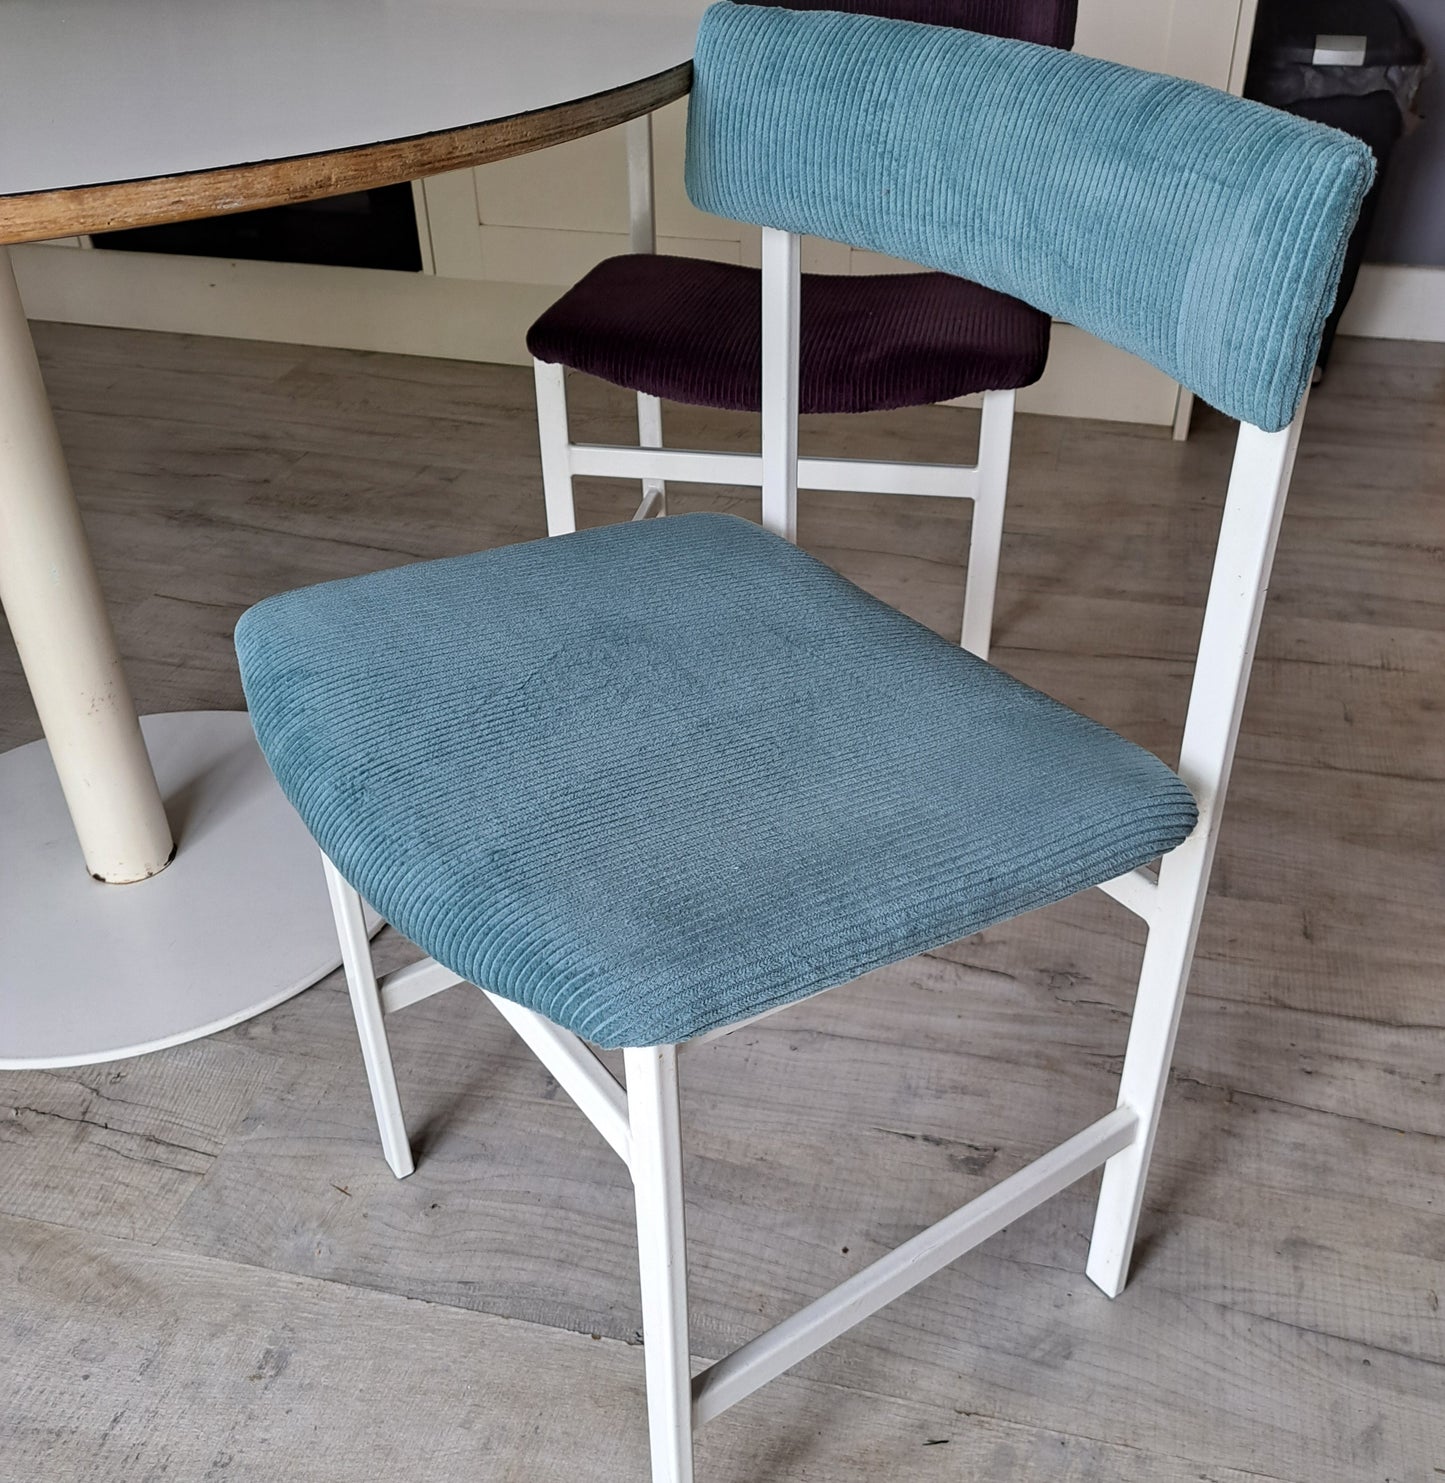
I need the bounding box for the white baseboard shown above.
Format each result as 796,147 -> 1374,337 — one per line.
1338,264 -> 1445,343
13,242 -> 1182,426
11,242 -> 558,367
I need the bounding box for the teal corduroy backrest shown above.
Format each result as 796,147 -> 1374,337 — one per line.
684,2 -> 1374,432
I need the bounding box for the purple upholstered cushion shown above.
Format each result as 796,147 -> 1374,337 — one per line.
526,255 -> 1050,415
743,0 -> 1077,50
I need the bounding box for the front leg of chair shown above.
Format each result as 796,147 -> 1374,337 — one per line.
960,388 -> 1015,661
321,852 -> 415,1180
533,358 -> 578,536
625,1045 -> 694,1483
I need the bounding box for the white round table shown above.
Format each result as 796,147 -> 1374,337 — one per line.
0,0 -> 702,1068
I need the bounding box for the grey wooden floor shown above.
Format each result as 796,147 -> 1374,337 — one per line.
2,324 -> 1442,1483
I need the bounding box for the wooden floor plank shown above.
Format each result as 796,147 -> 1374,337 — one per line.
2,1212 -> 1312,1483
0,1041 -> 282,1245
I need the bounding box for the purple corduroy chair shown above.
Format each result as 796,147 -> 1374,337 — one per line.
527,0 -> 1077,661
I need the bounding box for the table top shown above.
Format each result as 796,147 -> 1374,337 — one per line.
0,0 -> 705,244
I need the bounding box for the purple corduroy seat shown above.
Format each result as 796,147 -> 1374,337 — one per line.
527,255 -> 1051,415
735,0 -> 1076,49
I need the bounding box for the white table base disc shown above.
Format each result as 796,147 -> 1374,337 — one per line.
0,711 -> 375,1069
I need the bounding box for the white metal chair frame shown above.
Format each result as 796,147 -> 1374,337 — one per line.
323,217 -> 1304,1481
533,117 -> 1016,659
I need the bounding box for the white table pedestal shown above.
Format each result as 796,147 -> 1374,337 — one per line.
0,248 -> 174,884
0,712 -> 363,1069
1,244 -> 353,1069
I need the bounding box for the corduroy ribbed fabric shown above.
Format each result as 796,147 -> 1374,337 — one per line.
526,256 -> 1049,413
685,3 -> 1375,433
743,0 -> 1076,51
236,515 -> 1197,1049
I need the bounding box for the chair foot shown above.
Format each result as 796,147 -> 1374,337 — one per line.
1084,1227 -> 1130,1299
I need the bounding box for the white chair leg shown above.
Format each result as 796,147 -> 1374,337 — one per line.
624,1045 -> 693,1483
1088,414 -> 1304,1297
960,387 -> 1015,661
320,853 -> 415,1180
759,227 -> 801,543
624,115 -> 667,521
626,114 -> 657,258
636,392 -> 667,518
533,358 -> 577,537
1084,840 -> 1209,1296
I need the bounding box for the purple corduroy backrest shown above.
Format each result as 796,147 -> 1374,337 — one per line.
742,0 -> 1076,50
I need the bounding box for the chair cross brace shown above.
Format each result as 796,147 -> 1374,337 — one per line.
690,1103 -> 1137,1423
568,441 -> 986,501
1096,865 -> 1158,923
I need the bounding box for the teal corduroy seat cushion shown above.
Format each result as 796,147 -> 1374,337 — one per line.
236,515 -> 1196,1048
685,2 -> 1375,433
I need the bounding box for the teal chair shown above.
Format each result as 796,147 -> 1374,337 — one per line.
235,8 -> 1371,1479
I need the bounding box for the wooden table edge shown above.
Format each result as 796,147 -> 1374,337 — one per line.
0,60 -> 693,247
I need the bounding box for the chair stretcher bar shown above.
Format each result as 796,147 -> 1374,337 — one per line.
571,443 -> 981,500
691,1103 -> 1139,1424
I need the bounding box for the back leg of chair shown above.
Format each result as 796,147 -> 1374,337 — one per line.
960,387 -> 1015,661
624,114 -> 668,522
624,1044 -> 693,1483
1085,838 -> 1210,1296
534,358 -> 578,537
1087,413 -> 1305,1296
321,853 -> 415,1180
636,392 -> 668,519
759,227 -> 801,543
